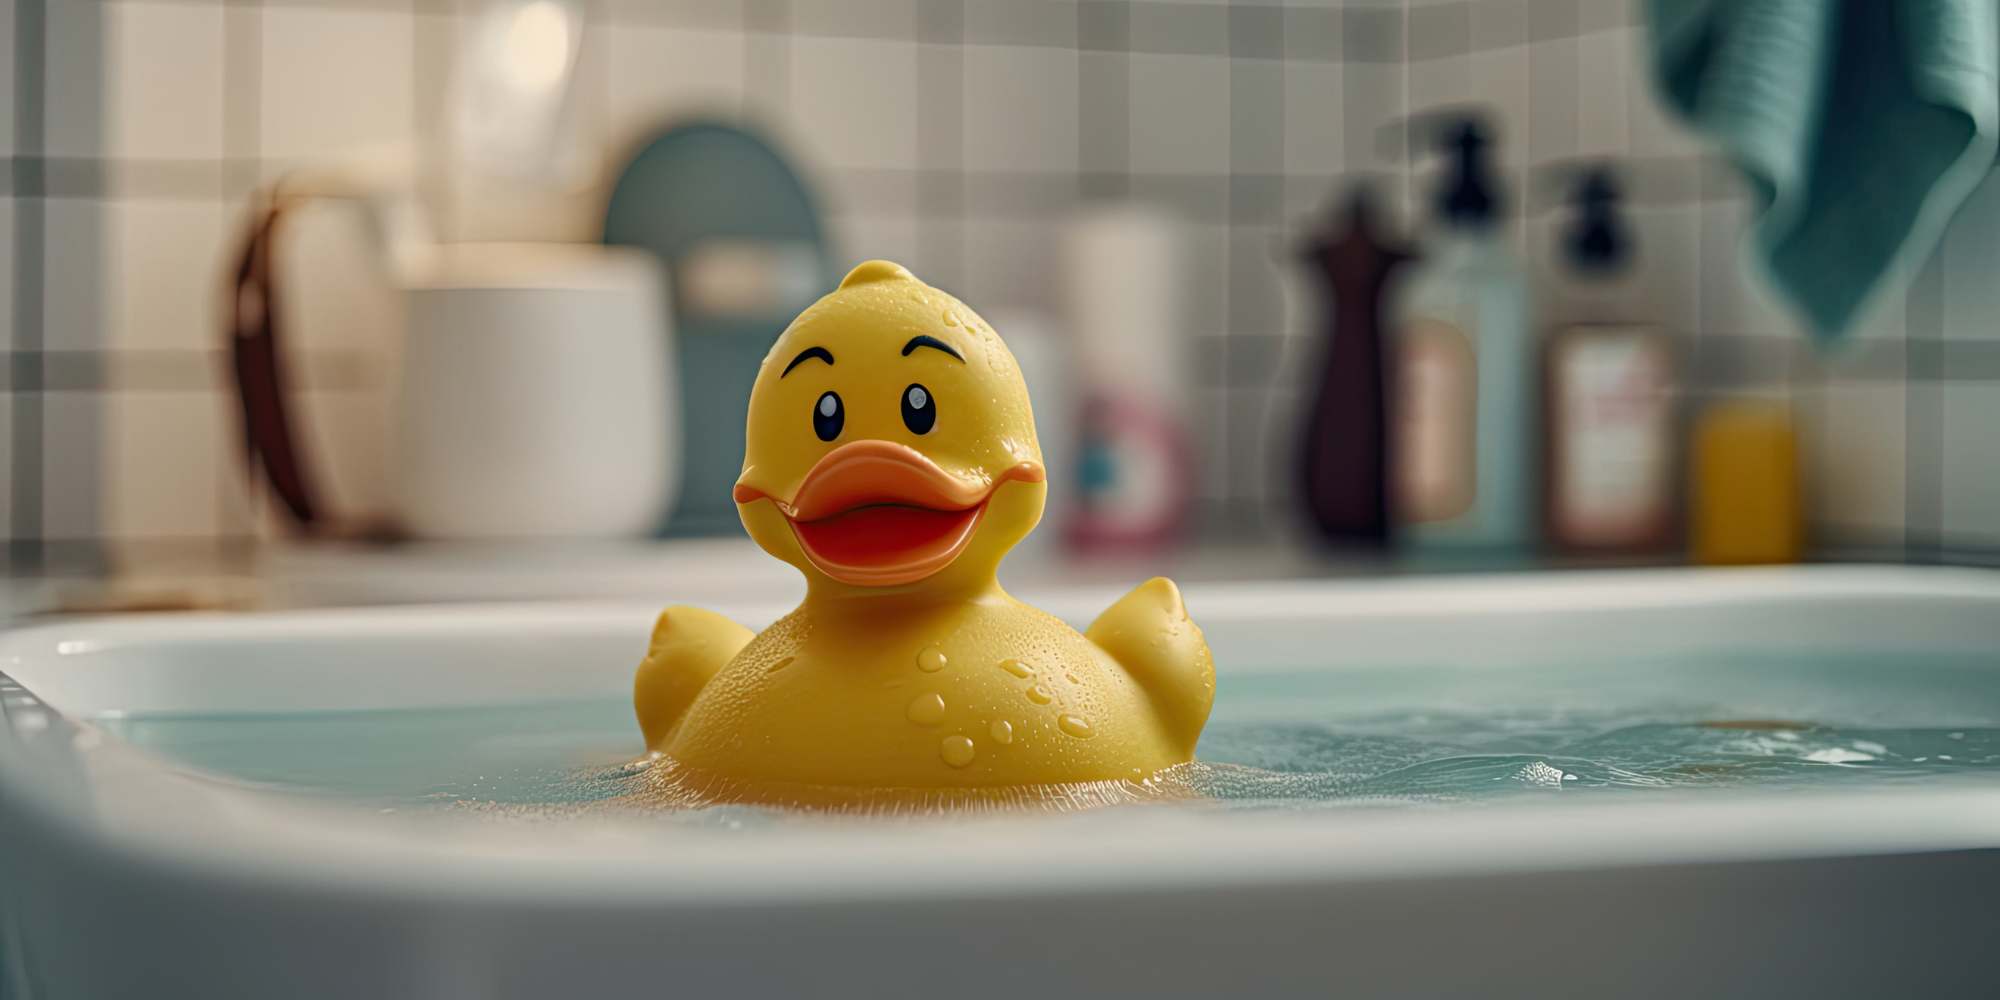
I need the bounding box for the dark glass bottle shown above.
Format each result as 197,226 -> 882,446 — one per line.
1298,189 -> 1414,545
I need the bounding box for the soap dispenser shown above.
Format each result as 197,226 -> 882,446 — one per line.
1541,165 -> 1678,554
1296,187 -> 1414,546
1389,112 -> 1535,552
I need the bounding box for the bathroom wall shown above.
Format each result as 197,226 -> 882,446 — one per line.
3,0 -> 1996,572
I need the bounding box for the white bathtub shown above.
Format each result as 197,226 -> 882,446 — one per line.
2,566 -> 1998,999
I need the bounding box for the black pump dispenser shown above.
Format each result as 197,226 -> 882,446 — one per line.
1433,117 -> 1500,230
1561,166 -> 1631,277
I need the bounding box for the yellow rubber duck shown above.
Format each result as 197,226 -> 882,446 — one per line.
633,260 -> 1214,808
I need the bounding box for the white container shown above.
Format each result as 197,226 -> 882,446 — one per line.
1060,206 -> 1196,546
3,567 -> 1999,998
395,244 -> 673,538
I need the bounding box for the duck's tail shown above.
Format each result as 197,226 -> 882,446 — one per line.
634,606 -> 754,750
1085,578 -> 1216,758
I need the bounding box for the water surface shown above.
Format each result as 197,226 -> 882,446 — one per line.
98,650 -> 2000,817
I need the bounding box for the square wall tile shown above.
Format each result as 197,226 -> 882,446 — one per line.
1941,383 -> 2000,545
1128,53 -> 1231,175
1340,63 -> 1402,172
964,1 -> 1075,49
1228,388 -> 1279,502
1527,37 -> 1579,164
1471,45 -> 1531,170
1229,4 -> 1284,61
915,217 -> 967,297
1525,212 -> 1573,325
1282,5 -> 1341,62
1187,222 -> 1230,340
1809,380 -> 1906,541
1941,166 -> 2000,341
1128,2 -> 1227,57
261,6 -> 415,162
1575,26 -> 1631,156
1229,227 -> 1285,336
1407,2 -> 1469,61
605,24 -> 747,149
0,394 -> 11,538
1341,5 -> 1402,62
42,392 -> 105,540
962,217 -> 1059,313
109,2 -> 225,159
1283,61 -> 1342,175
102,392 -> 227,540
1229,58 -> 1283,175
42,200 -> 110,352
414,9 -> 458,152
786,36 -> 918,171
0,0 -> 15,158
963,45 -> 1079,172
112,199 -> 228,353
43,0 -> 107,158
1472,0 -> 1530,50
1630,205 -> 1701,335
1581,0 -> 1642,33
1407,53 -> 1470,119
1078,49 -> 1128,173
792,0 -> 916,41
1192,388 -> 1228,502
0,201 -> 13,347
831,211 -> 920,271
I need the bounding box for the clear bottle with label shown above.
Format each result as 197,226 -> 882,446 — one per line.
1390,115 -> 1535,552
1541,166 -> 1679,554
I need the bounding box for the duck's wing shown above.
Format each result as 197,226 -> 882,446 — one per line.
634,606 -> 754,750
1084,577 -> 1215,757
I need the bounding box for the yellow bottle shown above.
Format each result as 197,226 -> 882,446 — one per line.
1690,399 -> 1803,565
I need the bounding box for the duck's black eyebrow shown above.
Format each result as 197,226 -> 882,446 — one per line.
901,335 -> 964,362
781,346 -> 835,377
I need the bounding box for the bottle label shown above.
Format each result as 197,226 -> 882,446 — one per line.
1394,318 -> 1477,523
1557,334 -> 1672,544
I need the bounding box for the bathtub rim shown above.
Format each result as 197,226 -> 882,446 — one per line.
1,562 -> 1998,912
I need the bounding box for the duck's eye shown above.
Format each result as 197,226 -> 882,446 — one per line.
901,383 -> 936,435
813,391 -> 844,441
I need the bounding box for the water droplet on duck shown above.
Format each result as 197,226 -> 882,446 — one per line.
907,692 -> 947,726
1026,685 -> 1052,705
989,719 -> 1014,745
1058,714 -> 1094,739
767,655 -> 795,673
917,646 -> 947,673
999,658 -> 1034,678
941,735 -> 976,768
942,309 -> 960,327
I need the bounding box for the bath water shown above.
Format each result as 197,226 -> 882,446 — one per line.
97,650 -> 2000,816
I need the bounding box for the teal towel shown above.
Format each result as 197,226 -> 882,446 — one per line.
1647,0 -> 1998,343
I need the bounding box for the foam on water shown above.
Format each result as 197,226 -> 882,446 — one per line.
95,650 -> 2000,821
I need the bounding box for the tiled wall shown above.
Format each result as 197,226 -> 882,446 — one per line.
4,0 -> 1997,572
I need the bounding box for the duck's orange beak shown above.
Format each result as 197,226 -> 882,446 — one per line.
733,440 -> 1043,586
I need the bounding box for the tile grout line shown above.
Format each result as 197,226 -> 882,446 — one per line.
217,0 -> 263,565
11,0 -> 48,568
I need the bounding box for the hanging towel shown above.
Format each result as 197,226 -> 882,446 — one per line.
1647,0 -> 1998,343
